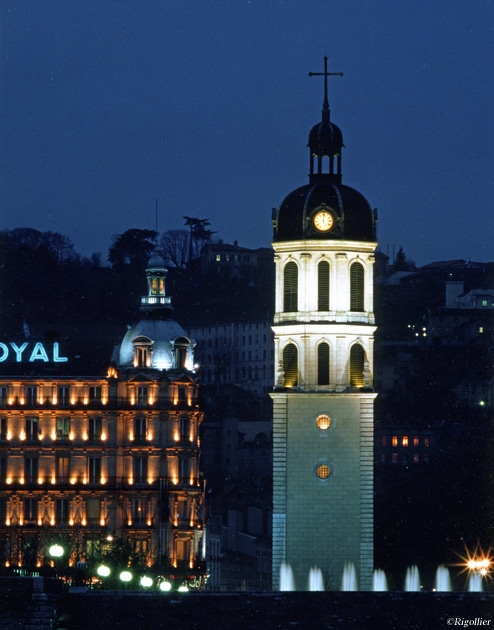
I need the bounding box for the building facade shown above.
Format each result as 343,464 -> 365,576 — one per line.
0,254 -> 206,587
271,59 -> 377,590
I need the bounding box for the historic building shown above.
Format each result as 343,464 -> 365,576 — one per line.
271,59 -> 378,590
0,253 -> 206,587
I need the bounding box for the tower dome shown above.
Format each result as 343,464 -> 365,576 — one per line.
115,252 -> 195,372
272,57 -> 377,244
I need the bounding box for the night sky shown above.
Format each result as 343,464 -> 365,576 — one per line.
1,1 -> 492,266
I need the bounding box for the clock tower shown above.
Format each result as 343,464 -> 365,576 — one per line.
271,58 -> 377,591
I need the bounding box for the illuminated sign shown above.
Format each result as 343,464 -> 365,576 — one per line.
0,342 -> 68,363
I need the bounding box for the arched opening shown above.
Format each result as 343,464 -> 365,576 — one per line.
318,261 -> 330,311
317,342 -> 330,385
350,261 -> 364,312
282,343 -> 298,388
350,343 -> 365,388
283,261 -> 298,312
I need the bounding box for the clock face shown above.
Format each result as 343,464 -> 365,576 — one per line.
313,210 -> 334,232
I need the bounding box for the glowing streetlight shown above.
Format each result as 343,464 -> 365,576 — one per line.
48,544 -> 64,579
119,570 -> 133,585
97,565 -> 111,578
159,580 -> 172,592
139,575 -> 153,588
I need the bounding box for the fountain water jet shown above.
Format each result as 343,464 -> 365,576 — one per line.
308,566 -> 324,591
341,563 -> 358,591
404,565 -> 421,592
468,572 -> 483,592
434,565 -> 452,592
372,569 -> 388,591
279,562 -> 295,591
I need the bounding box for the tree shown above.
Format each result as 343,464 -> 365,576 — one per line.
159,229 -> 189,269
108,229 -> 157,271
183,217 -> 215,263
392,246 -> 416,272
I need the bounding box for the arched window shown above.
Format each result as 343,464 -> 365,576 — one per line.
283,343 -> 298,388
318,261 -> 330,311
350,344 -> 365,387
350,262 -> 364,312
317,342 -> 330,385
283,262 -> 298,312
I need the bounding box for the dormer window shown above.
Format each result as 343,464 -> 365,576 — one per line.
132,336 -> 153,368
172,337 -> 190,369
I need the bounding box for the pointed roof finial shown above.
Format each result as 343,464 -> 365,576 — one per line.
309,56 -> 343,123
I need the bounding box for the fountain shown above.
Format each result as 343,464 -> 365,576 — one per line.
404,565 -> 421,592
372,568 -> 388,591
341,563 -> 358,591
468,572 -> 483,592
308,566 -> 325,591
279,562 -> 295,591
434,565 -> 452,592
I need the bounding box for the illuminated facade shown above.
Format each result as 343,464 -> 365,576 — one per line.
271,59 -> 377,590
0,253 -> 205,584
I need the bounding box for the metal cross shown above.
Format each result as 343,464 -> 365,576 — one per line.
309,56 -> 343,120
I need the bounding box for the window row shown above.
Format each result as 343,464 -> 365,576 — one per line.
0,385 -> 104,406
0,455 -> 198,486
283,260 -> 365,312
281,342 -> 367,388
0,416 -> 106,441
380,435 -> 431,448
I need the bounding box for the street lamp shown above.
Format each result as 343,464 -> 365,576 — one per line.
48,544 -> 64,579
97,565 -> 111,578
119,570 -> 133,589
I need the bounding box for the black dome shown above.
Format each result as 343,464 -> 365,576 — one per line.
308,120 -> 343,155
273,181 -> 376,242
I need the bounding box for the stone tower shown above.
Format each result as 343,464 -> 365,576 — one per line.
271,59 -> 377,591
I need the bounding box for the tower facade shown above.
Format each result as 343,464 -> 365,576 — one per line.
271,59 -> 377,591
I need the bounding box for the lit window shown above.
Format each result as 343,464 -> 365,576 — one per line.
56,417 -> 70,439
402,436 -> 408,447
132,499 -> 147,525
349,344 -> 365,388
316,464 -> 331,479
316,414 -> 331,430
392,436 -> 398,447
282,344 -> 298,388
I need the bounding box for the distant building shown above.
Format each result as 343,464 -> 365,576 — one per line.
186,320 -> 274,395
0,254 -> 206,587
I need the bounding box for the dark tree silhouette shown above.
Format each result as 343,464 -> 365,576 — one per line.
108,229 -> 157,270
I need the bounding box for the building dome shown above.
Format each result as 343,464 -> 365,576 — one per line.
118,318 -> 193,371
273,181 -> 376,242
115,252 -> 195,372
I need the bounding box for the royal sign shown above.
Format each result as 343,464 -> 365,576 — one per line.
0,342 -> 68,363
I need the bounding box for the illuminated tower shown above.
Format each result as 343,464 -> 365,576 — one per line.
271,59 -> 377,591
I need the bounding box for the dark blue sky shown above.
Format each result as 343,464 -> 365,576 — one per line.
1,1 -> 492,265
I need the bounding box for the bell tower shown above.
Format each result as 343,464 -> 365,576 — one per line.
271,58 -> 377,591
